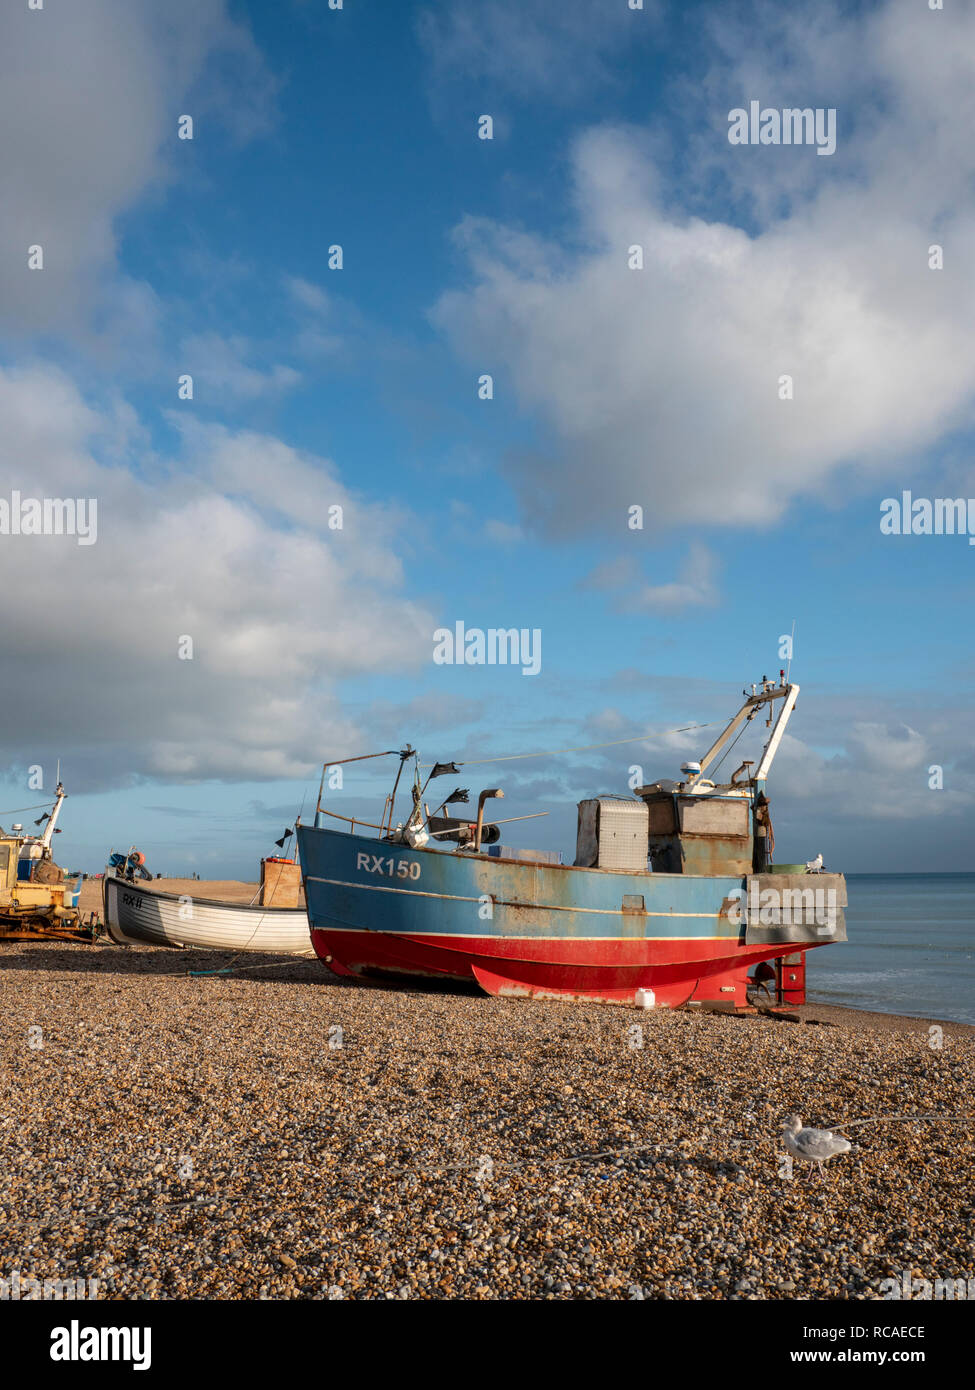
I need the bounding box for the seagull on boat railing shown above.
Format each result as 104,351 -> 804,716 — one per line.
805,852 -> 824,873
781,1114 -> 851,1181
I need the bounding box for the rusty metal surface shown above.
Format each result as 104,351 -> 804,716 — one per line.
743,872 -> 848,944
649,831 -> 753,877
0,914 -> 97,943
749,871 -> 847,906
643,785 -> 755,876
574,798 -> 650,872
679,833 -> 753,877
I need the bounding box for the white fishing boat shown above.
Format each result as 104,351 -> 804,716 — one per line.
102,871 -> 314,956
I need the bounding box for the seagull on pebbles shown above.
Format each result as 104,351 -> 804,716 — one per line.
782,1114 -> 852,1182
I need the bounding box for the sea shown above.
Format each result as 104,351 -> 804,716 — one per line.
807,873 -> 975,1025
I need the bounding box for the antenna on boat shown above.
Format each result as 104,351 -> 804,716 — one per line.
785,619 -> 796,684
383,744 -> 416,837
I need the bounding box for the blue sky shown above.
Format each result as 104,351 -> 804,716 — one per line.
1,0 -> 973,876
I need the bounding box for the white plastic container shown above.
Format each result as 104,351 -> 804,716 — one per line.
635,987 -> 656,1009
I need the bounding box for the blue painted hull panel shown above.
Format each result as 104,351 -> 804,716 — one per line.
296,825 -> 833,1005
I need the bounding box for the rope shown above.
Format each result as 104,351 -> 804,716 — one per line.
189,955 -> 314,977
419,721 -> 717,769
708,718 -> 750,782
187,829 -> 307,970
0,801 -> 56,817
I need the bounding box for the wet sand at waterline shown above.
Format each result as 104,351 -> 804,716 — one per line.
3,920 -> 973,1299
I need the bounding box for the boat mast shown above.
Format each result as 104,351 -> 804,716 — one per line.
752,683 -> 799,787
39,783 -> 66,854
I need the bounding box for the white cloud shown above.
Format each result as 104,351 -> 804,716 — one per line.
285,276 -> 331,316
282,275 -> 364,360
767,727 -> 967,826
0,365 -> 434,787
179,333 -> 301,401
432,0 -> 975,538
485,683 -> 974,868
586,544 -> 717,612
845,721 -> 928,775
633,544 -> 717,611
0,0 -> 275,342
417,0 -> 659,103
484,518 -> 524,544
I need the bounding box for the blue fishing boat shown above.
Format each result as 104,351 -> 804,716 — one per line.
297,678 -> 846,1009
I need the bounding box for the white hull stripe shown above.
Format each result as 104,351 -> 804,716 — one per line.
305,876 -> 725,920
313,924 -> 736,944
105,878 -> 313,955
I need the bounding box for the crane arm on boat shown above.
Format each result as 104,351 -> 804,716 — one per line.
689,676 -> 798,792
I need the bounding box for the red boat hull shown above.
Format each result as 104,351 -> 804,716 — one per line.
310,927 -> 809,1009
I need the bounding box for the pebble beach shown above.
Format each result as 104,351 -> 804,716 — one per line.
2,881 -> 973,1302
